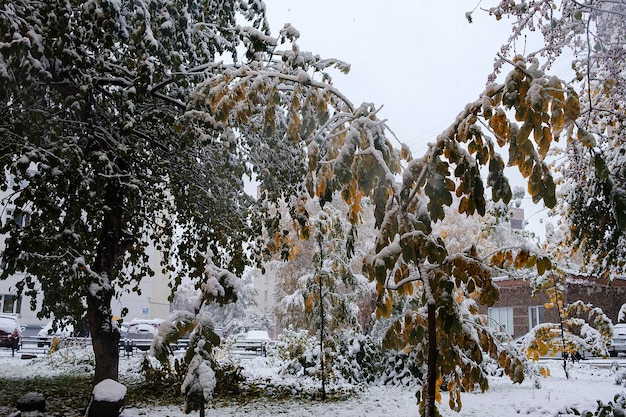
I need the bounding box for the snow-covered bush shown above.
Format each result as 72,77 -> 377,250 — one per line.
139,355 -> 186,401
275,326 -> 316,363
277,328 -> 383,385
326,330 -> 383,384
614,364 -> 626,387
560,393 -> 626,416
212,356 -> 245,397
381,350 -> 423,386
480,353 -> 505,377
140,349 -> 245,404
35,345 -> 96,376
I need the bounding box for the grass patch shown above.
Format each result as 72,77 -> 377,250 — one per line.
0,374 -> 187,416
0,374 -> 92,415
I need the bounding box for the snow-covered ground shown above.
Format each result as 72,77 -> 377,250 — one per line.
1,347 -> 626,417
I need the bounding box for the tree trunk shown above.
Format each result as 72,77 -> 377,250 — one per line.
87,288 -> 120,385
87,180 -> 130,414
426,302 -> 437,417
319,270 -> 326,401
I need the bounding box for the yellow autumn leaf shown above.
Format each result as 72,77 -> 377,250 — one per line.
537,257 -> 546,275
564,91 -> 580,123
435,377 -> 443,403
490,251 -> 504,266
489,108 -> 509,145
514,249 -> 529,269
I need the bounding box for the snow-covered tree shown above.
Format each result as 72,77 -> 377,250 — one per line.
275,202 -> 375,398
171,269 -> 269,337
169,282 -> 199,315
524,269 -> 613,377
484,0 -> 626,278
203,268 -> 274,336
275,198 -> 376,334
0,2 -> 340,414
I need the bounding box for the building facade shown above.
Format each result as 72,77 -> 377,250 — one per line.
482,275 -> 626,339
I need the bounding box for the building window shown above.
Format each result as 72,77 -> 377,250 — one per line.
488,307 -> 514,335
0,294 -> 21,314
528,305 -> 545,330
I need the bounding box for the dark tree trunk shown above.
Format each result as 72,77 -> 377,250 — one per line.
87,180 -> 130,397
87,288 -> 120,385
426,302 -> 437,417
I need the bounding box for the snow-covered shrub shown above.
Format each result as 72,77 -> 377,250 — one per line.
35,345 -> 96,375
276,328 -> 383,385
614,363 -> 626,387
275,326 -> 316,363
213,356 -> 245,397
480,353 -> 505,377
326,330 -> 383,384
381,350 -> 423,386
279,342 -> 320,379
139,355 -> 186,400
139,349 -> 245,404
560,393 -> 626,416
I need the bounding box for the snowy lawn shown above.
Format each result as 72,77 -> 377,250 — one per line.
1,347 -> 626,416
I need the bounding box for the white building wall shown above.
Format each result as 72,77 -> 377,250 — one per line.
253,264 -> 279,336
0,272 -> 42,326
113,246 -> 171,322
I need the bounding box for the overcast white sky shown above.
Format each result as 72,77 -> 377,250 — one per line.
264,1 -> 570,238
265,1 -> 517,151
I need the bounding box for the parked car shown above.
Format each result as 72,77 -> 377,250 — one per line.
235,330 -> 271,355
123,318 -> 163,351
609,323 -> 626,357
0,314 -> 22,355
37,317 -> 89,347
119,322 -> 129,339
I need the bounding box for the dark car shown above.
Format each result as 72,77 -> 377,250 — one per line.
0,314 -> 22,356
123,318 -> 163,351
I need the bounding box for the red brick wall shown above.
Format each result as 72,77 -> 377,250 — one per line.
478,278 -> 626,338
